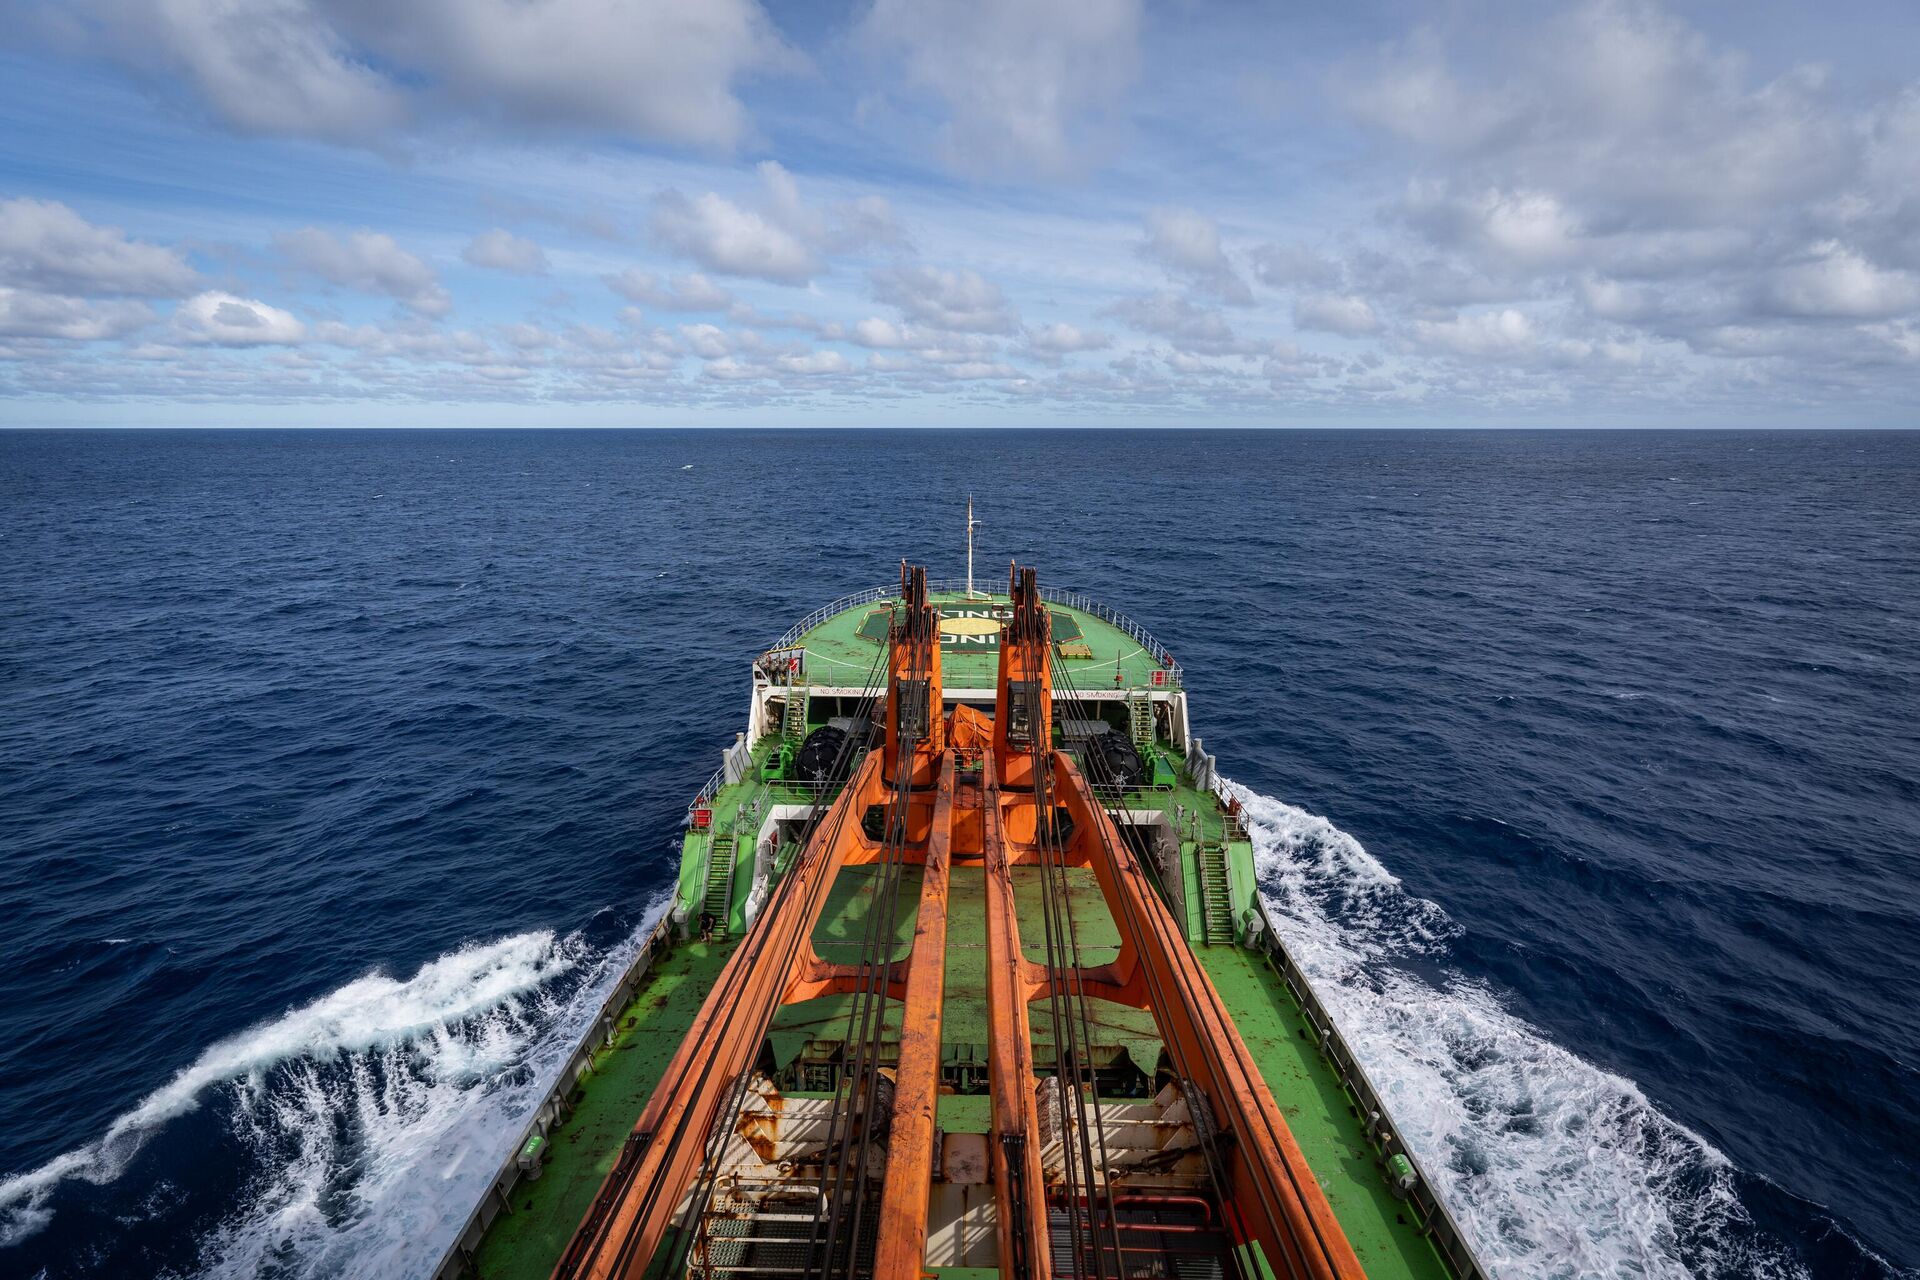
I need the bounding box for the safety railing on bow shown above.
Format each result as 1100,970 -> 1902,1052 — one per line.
760,580 -> 1184,688
1036,585 -> 1184,687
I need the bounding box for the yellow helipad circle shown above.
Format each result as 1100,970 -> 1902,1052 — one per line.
939,615 -> 1000,637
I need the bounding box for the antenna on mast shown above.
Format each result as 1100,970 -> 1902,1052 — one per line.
966,495 -> 983,598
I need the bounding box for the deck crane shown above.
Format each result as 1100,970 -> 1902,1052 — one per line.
552,566 -> 1364,1280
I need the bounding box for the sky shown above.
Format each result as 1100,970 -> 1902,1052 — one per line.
0,0 -> 1917,427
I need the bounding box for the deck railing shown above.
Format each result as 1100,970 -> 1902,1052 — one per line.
762,580 -> 1184,688
431,910 -> 680,1280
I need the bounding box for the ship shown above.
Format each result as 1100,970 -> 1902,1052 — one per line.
432,538 -> 1488,1280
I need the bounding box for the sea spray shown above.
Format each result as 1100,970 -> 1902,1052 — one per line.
1227,779 -> 1808,1280
0,930 -> 587,1260
183,898 -> 669,1279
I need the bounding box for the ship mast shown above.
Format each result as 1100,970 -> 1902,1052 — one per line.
966,494 -> 983,598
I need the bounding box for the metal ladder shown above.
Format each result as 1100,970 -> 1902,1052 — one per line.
703,831 -> 737,936
781,685 -> 809,742
1197,841 -> 1234,944
1126,689 -> 1154,750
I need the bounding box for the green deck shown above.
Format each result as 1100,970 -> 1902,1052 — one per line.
472,941 -> 734,1278
798,591 -> 1176,691
459,591 -> 1464,1280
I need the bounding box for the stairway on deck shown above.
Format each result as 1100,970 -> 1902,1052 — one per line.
703,832 -> 737,936
781,685 -> 809,741
1126,689 -> 1154,750
1197,840 -> 1234,945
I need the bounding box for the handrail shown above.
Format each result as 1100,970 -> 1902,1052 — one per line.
431,910 -> 680,1280
686,763 -> 727,819
1211,773 -> 1490,1280
761,580 -> 1185,688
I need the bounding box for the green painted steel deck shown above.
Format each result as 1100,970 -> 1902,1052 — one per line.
472,941 -> 734,1279
798,591 -> 1176,691
457,590 -> 1468,1280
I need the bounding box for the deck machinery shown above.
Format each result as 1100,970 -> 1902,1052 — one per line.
436,566 -> 1487,1280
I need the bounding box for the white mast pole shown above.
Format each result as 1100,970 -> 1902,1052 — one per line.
967,494 -> 978,597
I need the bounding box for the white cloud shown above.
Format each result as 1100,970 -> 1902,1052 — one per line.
648,163 -> 900,285
678,322 -> 734,359
777,350 -> 852,376
462,229 -> 549,275
170,291 -> 307,345
860,0 -> 1141,179
1764,243 -> 1920,319
851,317 -> 912,348
1251,243 -> 1343,291
1102,291 -> 1251,355
1319,0 -> 1920,390
870,264 -> 1015,333
0,198 -> 198,297
1405,187 -> 1584,268
1293,293 -> 1381,336
603,270 -> 733,311
0,287 -> 153,339
82,0 -> 408,144
276,228 -> 450,316
1027,322 -> 1111,354
1410,308 -> 1536,357
71,0 -> 784,148
651,191 -> 816,284
1140,208 -> 1251,304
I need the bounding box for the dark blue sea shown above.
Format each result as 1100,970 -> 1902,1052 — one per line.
0,429 -> 1915,1280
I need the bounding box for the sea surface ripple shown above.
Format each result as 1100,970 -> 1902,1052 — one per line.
0,428 -> 1915,1279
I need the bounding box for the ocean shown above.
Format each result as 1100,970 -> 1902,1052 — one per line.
0,428 -> 1914,1279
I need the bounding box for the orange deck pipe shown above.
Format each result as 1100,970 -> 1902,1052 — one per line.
1050,752 -> 1366,1280
982,747 -> 1054,1280
872,750 -> 958,1280
557,752 -> 887,1280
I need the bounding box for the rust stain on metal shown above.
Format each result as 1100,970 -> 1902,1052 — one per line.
735,1109 -> 781,1164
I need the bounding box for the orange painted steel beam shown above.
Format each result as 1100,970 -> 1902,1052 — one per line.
982,747 -> 1054,1280
1048,751 -> 1367,1280
886,563 -> 944,786
560,564 -> 955,1280
993,566 -> 1051,791
555,749 -> 887,1280
872,749 -> 958,1280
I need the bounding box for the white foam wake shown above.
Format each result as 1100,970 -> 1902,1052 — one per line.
1226,781 -> 1808,1280
188,908 -> 661,1280
0,922 -> 652,1276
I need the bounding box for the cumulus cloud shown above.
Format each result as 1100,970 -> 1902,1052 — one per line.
170,291 -> 307,345
1316,0 -> 1920,384
777,350 -> 851,376
1293,294 -> 1381,336
60,0 -> 785,149
678,322 -> 734,359
0,197 -> 198,297
1027,322 -> 1111,354
1410,308 -> 1536,357
0,287 -> 153,339
1140,208 -> 1252,304
647,164 -> 896,286
650,190 -> 816,284
1102,291 -> 1251,356
1762,243 -> 1920,320
860,0 -> 1141,179
603,270 -> 734,311
870,264 -> 1015,334
276,228 -> 450,316
462,229 -> 548,275
1251,244 -> 1343,291
850,317 -> 912,349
